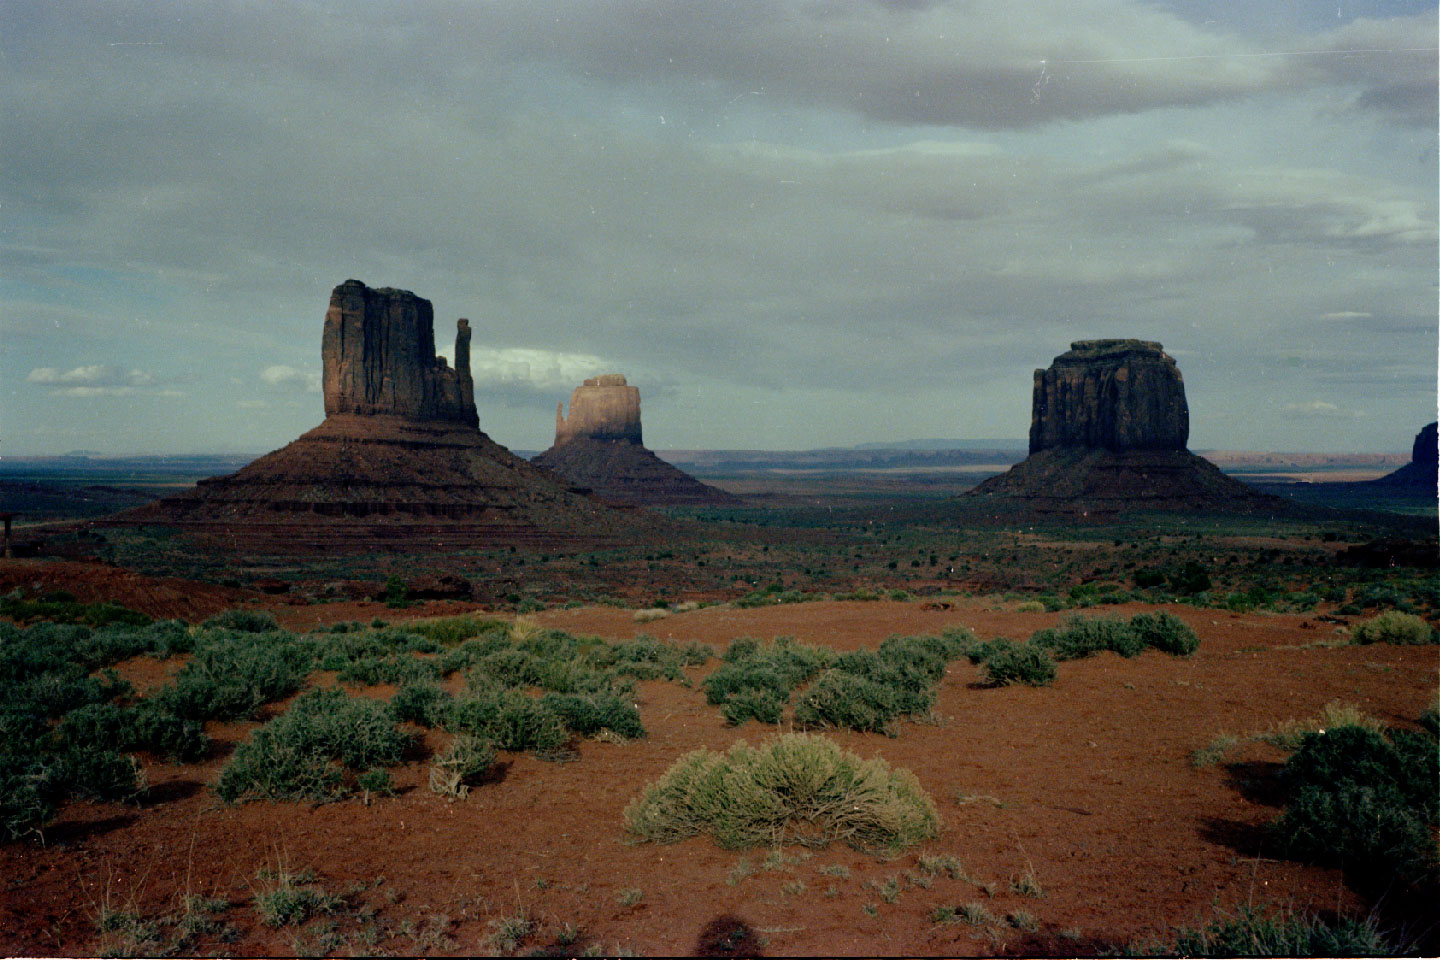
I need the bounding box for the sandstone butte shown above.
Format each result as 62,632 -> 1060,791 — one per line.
531,375 -> 739,507
110,280 -> 653,551
1366,421 -> 1438,492
967,339 -> 1276,514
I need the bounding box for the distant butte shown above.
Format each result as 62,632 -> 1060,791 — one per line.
967,339 -> 1276,514
111,281 -> 650,551
1366,421 -> 1438,492
532,375 -> 739,507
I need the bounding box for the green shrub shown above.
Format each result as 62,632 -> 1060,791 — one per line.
337,654 -> 442,687
442,688 -> 568,754
1350,611 -> 1435,646
720,687 -> 785,726
540,691 -> 644,740
50,702 -> 209,763
408,615 -> 505,645
1167,561 -> 1212,596
1031,615 -> 1144,660
1169,904 -> 1389,957
624,733 -> 939,855
153,633 -> 313,721
1129,612 -> 1200,656
389,681 -> 451,727
215,687 -> 411,803
1271,726 -> 1438,883
980,641 -> 1056,687
793,670 -> 905,734
203,610 -> 279,633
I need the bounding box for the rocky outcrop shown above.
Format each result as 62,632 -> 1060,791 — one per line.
969,340 -> 1274,515
1368,422 -> 1437,491
111,282 -> 655,552
534,375 -> 739,507
323,279 -> 477,427
1030,340 -> 1188,453
554,375 -> 642,446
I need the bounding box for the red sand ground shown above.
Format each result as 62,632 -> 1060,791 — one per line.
2,590 -> 1434,956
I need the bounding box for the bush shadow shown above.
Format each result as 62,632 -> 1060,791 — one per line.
695,914 -> 765,957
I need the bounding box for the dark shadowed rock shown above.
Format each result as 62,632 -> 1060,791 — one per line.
533,374 -> 739,507
1367,421 -> 1438,491
323,279 -> 477,426
110,282 -> 657,552
969,339 -> 1274,515
1030,339 -> 1188,453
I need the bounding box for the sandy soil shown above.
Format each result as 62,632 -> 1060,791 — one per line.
2,596 -> 1433,957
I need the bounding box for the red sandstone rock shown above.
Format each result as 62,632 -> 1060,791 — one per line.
970,340 -> 1273,514
323,280 -> 476,427
533,375 -> 738,507
1030,340 -> 1188,453
553,374 -> 643,446
110,282 -> 657,551
1368,421 -> 1438,491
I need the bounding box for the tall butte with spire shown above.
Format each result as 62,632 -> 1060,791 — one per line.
531,374 -> 739,507
114,280 -> 645,550
967,339 -> 1275,513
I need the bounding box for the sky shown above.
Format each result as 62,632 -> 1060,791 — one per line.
2,1 -> 1436,456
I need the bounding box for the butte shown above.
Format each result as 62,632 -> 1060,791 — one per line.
966,339 -> 1275,514
113,280 -> 650,551
531,375 -> 739,507
1365,421 -> 1438,493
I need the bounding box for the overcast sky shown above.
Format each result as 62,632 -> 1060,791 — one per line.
3,1 -> 1436,455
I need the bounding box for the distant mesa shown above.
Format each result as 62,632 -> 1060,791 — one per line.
111,281 -> 647,551
532,375 -> 740,507
1365,421 -> 1438,492
968,339 -> 1275,513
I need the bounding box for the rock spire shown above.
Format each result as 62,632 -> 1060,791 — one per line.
111,281 -> 652,551
322,279 -> 477,426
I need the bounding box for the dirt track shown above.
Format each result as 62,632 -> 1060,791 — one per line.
2,597 -> 1432,956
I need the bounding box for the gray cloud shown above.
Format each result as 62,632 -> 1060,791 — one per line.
0,1 -> 1433,454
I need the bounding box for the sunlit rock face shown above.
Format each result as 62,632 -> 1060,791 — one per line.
552,374 -> 643,446
322,279 -> 477,427
1029,340 -> 1188,454
534,374 -> 738,508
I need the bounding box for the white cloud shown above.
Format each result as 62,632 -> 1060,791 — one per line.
470,348 -> 609,391
1281,400 -> 1359,419
26,365 -> 170,397
259,365 -> 322,392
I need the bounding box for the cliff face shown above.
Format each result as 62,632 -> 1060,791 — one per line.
322,279 -> 477,427
970,339 -> 1273,515
554,375 -> 642,446
111,280 -> 653,551
534,374 -> 738,507
1369,421 -> 1438,491
1029,340 -> 1188,454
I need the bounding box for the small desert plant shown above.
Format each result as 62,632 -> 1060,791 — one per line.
486,912 -> 534,952
253,865 -> 343,927
429,734 -> 495,800
979,641 -> 1057,687
633,608 -> 670,623
1011,869 -> 1043,897
960,901 -> 997,925
1014,600 -> 1046,614
1168,903 -> 1389,957
1030,615 -> 1144,660
624,733 -> 940,855
1008,910 -> 1039,932
916,853 -> 967,881
1350,611 -> 1435,645
389,681 -> 451,727
616,888 -> 643,907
